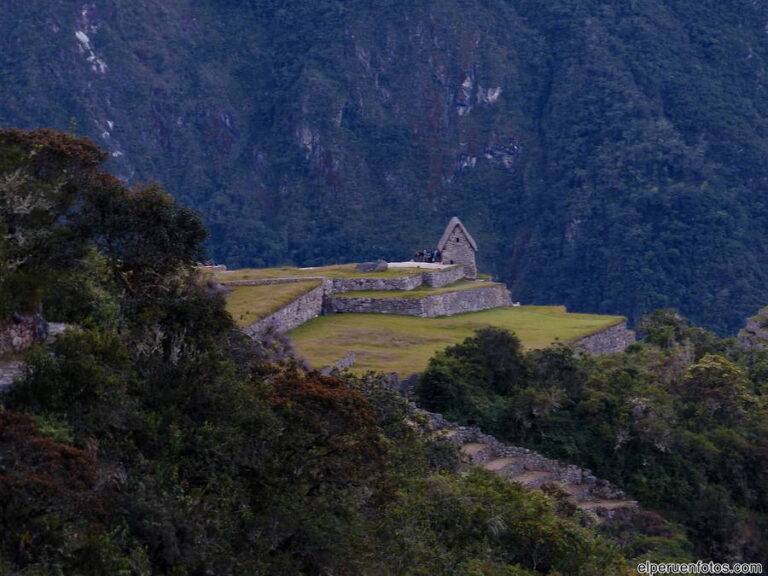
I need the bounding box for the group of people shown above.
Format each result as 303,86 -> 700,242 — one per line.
413,249 -> 442,263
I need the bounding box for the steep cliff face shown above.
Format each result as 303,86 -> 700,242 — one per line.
3,0 -> 768,333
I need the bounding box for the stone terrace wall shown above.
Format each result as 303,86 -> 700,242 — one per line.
422,410 -> 630,501
573,321 -> 635,355
242,281 -> 328,337
330,275 -> 423,293
422,285 -> 511,316
421,265 -> 465,288
325,294 -> 424,316
324,284 -> 512,318
220,266 -> 467,293
329,267 -> 465,293
220,277 -> 324,287
0,315 -> 41,356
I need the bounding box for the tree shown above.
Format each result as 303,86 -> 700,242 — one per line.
678,354 -> 755,426
445,327 -> 527,395
0,128 -> 208,325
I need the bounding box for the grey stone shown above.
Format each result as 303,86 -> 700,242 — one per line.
0,315 -> 38,355
243,281 -> 329,338
320,351 -> 356,375
737,307 -> 768,349
573,322 -> 635,355
355,260 -> 388,273
324,284 -> 512,318
438,217 -> 478,279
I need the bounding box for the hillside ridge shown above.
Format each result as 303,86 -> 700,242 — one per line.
3,1 -> 768,333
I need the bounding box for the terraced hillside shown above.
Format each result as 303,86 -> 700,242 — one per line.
424,411 -> 639,521
226,280 -> 322,327
219,264 -> 630,375
290,306 -> 625,376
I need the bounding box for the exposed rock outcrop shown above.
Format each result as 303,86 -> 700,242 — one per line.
738,307 -> 768,349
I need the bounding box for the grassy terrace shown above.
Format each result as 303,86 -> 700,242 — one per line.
215,263 -> 434,282
225,280 -> 321,327
334,279 -> 503,299
290,306 -> 625,376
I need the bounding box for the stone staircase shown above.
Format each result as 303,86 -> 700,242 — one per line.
425,412 -> 639,521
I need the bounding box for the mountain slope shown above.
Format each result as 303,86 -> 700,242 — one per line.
3,0 -> 768,333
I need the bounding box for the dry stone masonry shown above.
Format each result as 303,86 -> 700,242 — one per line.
242,281 -> 328,337
324,284 -> 512,317
437,216 -> 478,279
573,322 -> 635,355
226,217 -> 634,357
0,314 -> 42,356
421,409 -> 640,521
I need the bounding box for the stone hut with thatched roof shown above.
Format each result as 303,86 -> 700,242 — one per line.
438,217 -> 477,279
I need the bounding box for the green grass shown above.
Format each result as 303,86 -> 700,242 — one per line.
334,279 -> 503,299
290,306 -> 625,376
225,280 -> 322,327
216,264 -> 436,282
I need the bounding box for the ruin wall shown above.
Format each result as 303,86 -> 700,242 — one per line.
242,281 -> 328,337
572,321 -> 635,355
324,284 -> 512,318
0,315 -> 41,356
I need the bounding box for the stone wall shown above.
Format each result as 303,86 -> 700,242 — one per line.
0,315 -> 43,356
422,285 -> 511,316
421,409 -> 632,502
421,265 -> 466,287
232,266 -> 479,336
440,225 -> 477,279
220,277 -> 325,287
324,284 -> 512,318
330,275 -> 423,293
572,321 -> 635,355
320,351 -> 357,375
242,281 -> 328,337
221,266 -> 466,293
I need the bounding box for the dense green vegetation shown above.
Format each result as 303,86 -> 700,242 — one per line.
415,316 -> 768,563
1,130 -> 642,575
2,1 -> 768,333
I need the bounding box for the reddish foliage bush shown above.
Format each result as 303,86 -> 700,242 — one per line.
0,412 -> 97,530
265,370 -> 386,486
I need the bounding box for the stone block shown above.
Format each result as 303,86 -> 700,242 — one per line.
355,260 -> 388,273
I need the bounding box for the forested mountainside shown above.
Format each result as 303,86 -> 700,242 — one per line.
3,0 -> 768,333
0,129 -> 669,575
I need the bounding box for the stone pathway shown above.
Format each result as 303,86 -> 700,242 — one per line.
426,411 -> 639,521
